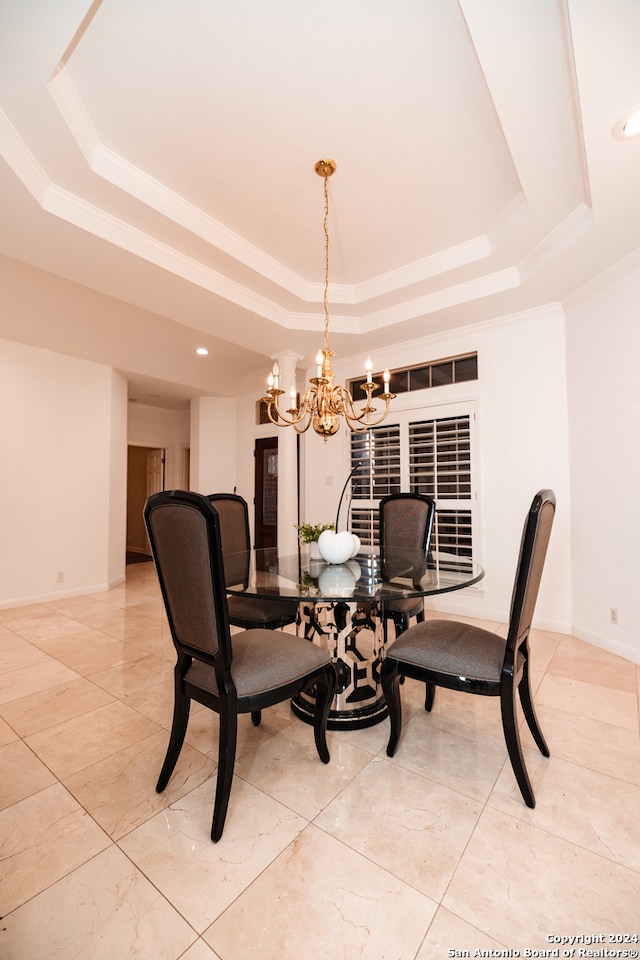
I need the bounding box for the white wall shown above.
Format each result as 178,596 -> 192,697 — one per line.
0,338 -> 127,606
299,306 -> 573,633
190,396 -> 237,495
127,402 -> 190,489
566,265 -> 640,664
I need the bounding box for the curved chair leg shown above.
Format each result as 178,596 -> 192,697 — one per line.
211,702 -> 238,842
313,665 -> 336,764
381,658 -> 402,756
156,676 -> 190,792
395,614 -> 408,685
518,659 -> 550,757
251,710 -> 262,726
424,683 -> 436,712
500,678 -> 536,808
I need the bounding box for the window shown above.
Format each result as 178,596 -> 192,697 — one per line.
348,402 -> 477,561
347,352 -> 477,399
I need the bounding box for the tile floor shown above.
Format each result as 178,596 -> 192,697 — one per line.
1,562 -> 639,959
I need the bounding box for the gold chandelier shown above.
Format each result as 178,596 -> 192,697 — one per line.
261,158 -> 395,442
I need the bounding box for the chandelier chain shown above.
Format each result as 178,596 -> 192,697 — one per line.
322,171 -> 330,350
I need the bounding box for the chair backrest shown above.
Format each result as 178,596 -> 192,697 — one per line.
144,490 -> 232,668
207,493 -> 251,588
379,493 -> 436,552
507,489 -> 556,650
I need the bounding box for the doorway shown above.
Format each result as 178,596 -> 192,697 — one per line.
126,446 -> 165,561
254,437 -> 278,549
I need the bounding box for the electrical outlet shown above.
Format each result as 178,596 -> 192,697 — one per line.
609,606 -> 620,625
56,571 -> 65,583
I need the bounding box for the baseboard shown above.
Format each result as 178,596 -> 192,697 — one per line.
0,581 -> 118,610
572,623 -> 640,666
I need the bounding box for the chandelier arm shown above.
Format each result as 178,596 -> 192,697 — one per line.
332,384 -> 395,427
265,385 -> 320,431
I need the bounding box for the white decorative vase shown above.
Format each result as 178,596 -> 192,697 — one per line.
317,529 -> 360,564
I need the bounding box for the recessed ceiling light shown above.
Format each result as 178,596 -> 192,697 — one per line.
196,347 -> 209,356
612,107 -> 640,140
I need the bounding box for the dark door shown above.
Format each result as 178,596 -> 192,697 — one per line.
254,437 -> 278,549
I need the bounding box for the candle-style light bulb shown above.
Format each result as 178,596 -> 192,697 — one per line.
316,350 -> 323,378
272,361 -> 280,390
290,385 -> 297,406
267,372 -> 274,389
365,357 -> 373,384
383,369 -> 390,390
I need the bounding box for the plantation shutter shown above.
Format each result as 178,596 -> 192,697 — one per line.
348,405 -> 476,559
349,424 -> 401,546
409,414 -> 473,559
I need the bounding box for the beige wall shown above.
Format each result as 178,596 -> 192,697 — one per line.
0,337 -> 127,606
566,263 -> 640,664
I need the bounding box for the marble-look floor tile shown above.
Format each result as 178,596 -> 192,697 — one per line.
0,845 -> 197,960
87,651 -> 168,697
0,676 -> 115,737
99,614 -> 163,642
0,782 -> 111,915
235,720 -> 372,820
443,806 -> 640,944
386,709 -> 508,802
520,702 -> 640,786
548,634 -> 638,692
1,570 -> 638,957
315,757 -> 483,900
416,907 -> 508,958
0,604 -> 52,625
181,942 -> 222,960
126,627 -> 175,661
9,614 -> 92,643
427,685 -> 504,739
121,676 -> 175,727
328,713 -> 392,755
0,635 -> 51,673
64,730 -> 213,840
43,595 -> 124,618
120,777 -> 308,932
0,715 -> 17,745
204,823 -> 438,960
0,739 -> 57,809
536,673 -> 638,730
43,638 -> 150,676
25,700 -> 160,778
489,751 -> 640,871
0,658 -> 80,705
36,626 -> 132,661
184,700 -> 296,760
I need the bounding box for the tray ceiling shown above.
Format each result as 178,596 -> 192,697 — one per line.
1,0 -> 639,407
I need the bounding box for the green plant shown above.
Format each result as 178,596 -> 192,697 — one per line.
295,521 -> 335,543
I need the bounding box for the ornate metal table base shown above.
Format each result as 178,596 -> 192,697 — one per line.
292,599 -> 388,729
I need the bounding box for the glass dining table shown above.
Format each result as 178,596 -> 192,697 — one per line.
225,546 -> 484,730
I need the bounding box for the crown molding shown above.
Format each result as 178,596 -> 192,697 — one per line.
562,245 -> 640,310
0,107 -> 49,202
518,203 -> 594,279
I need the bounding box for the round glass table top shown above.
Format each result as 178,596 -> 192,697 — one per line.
225,547 -> 484,603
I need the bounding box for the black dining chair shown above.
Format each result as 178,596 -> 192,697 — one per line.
144,489 -> 336,842
381,489 -> 556,808
207,493 -> 298,631
379,492 -> 436,643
